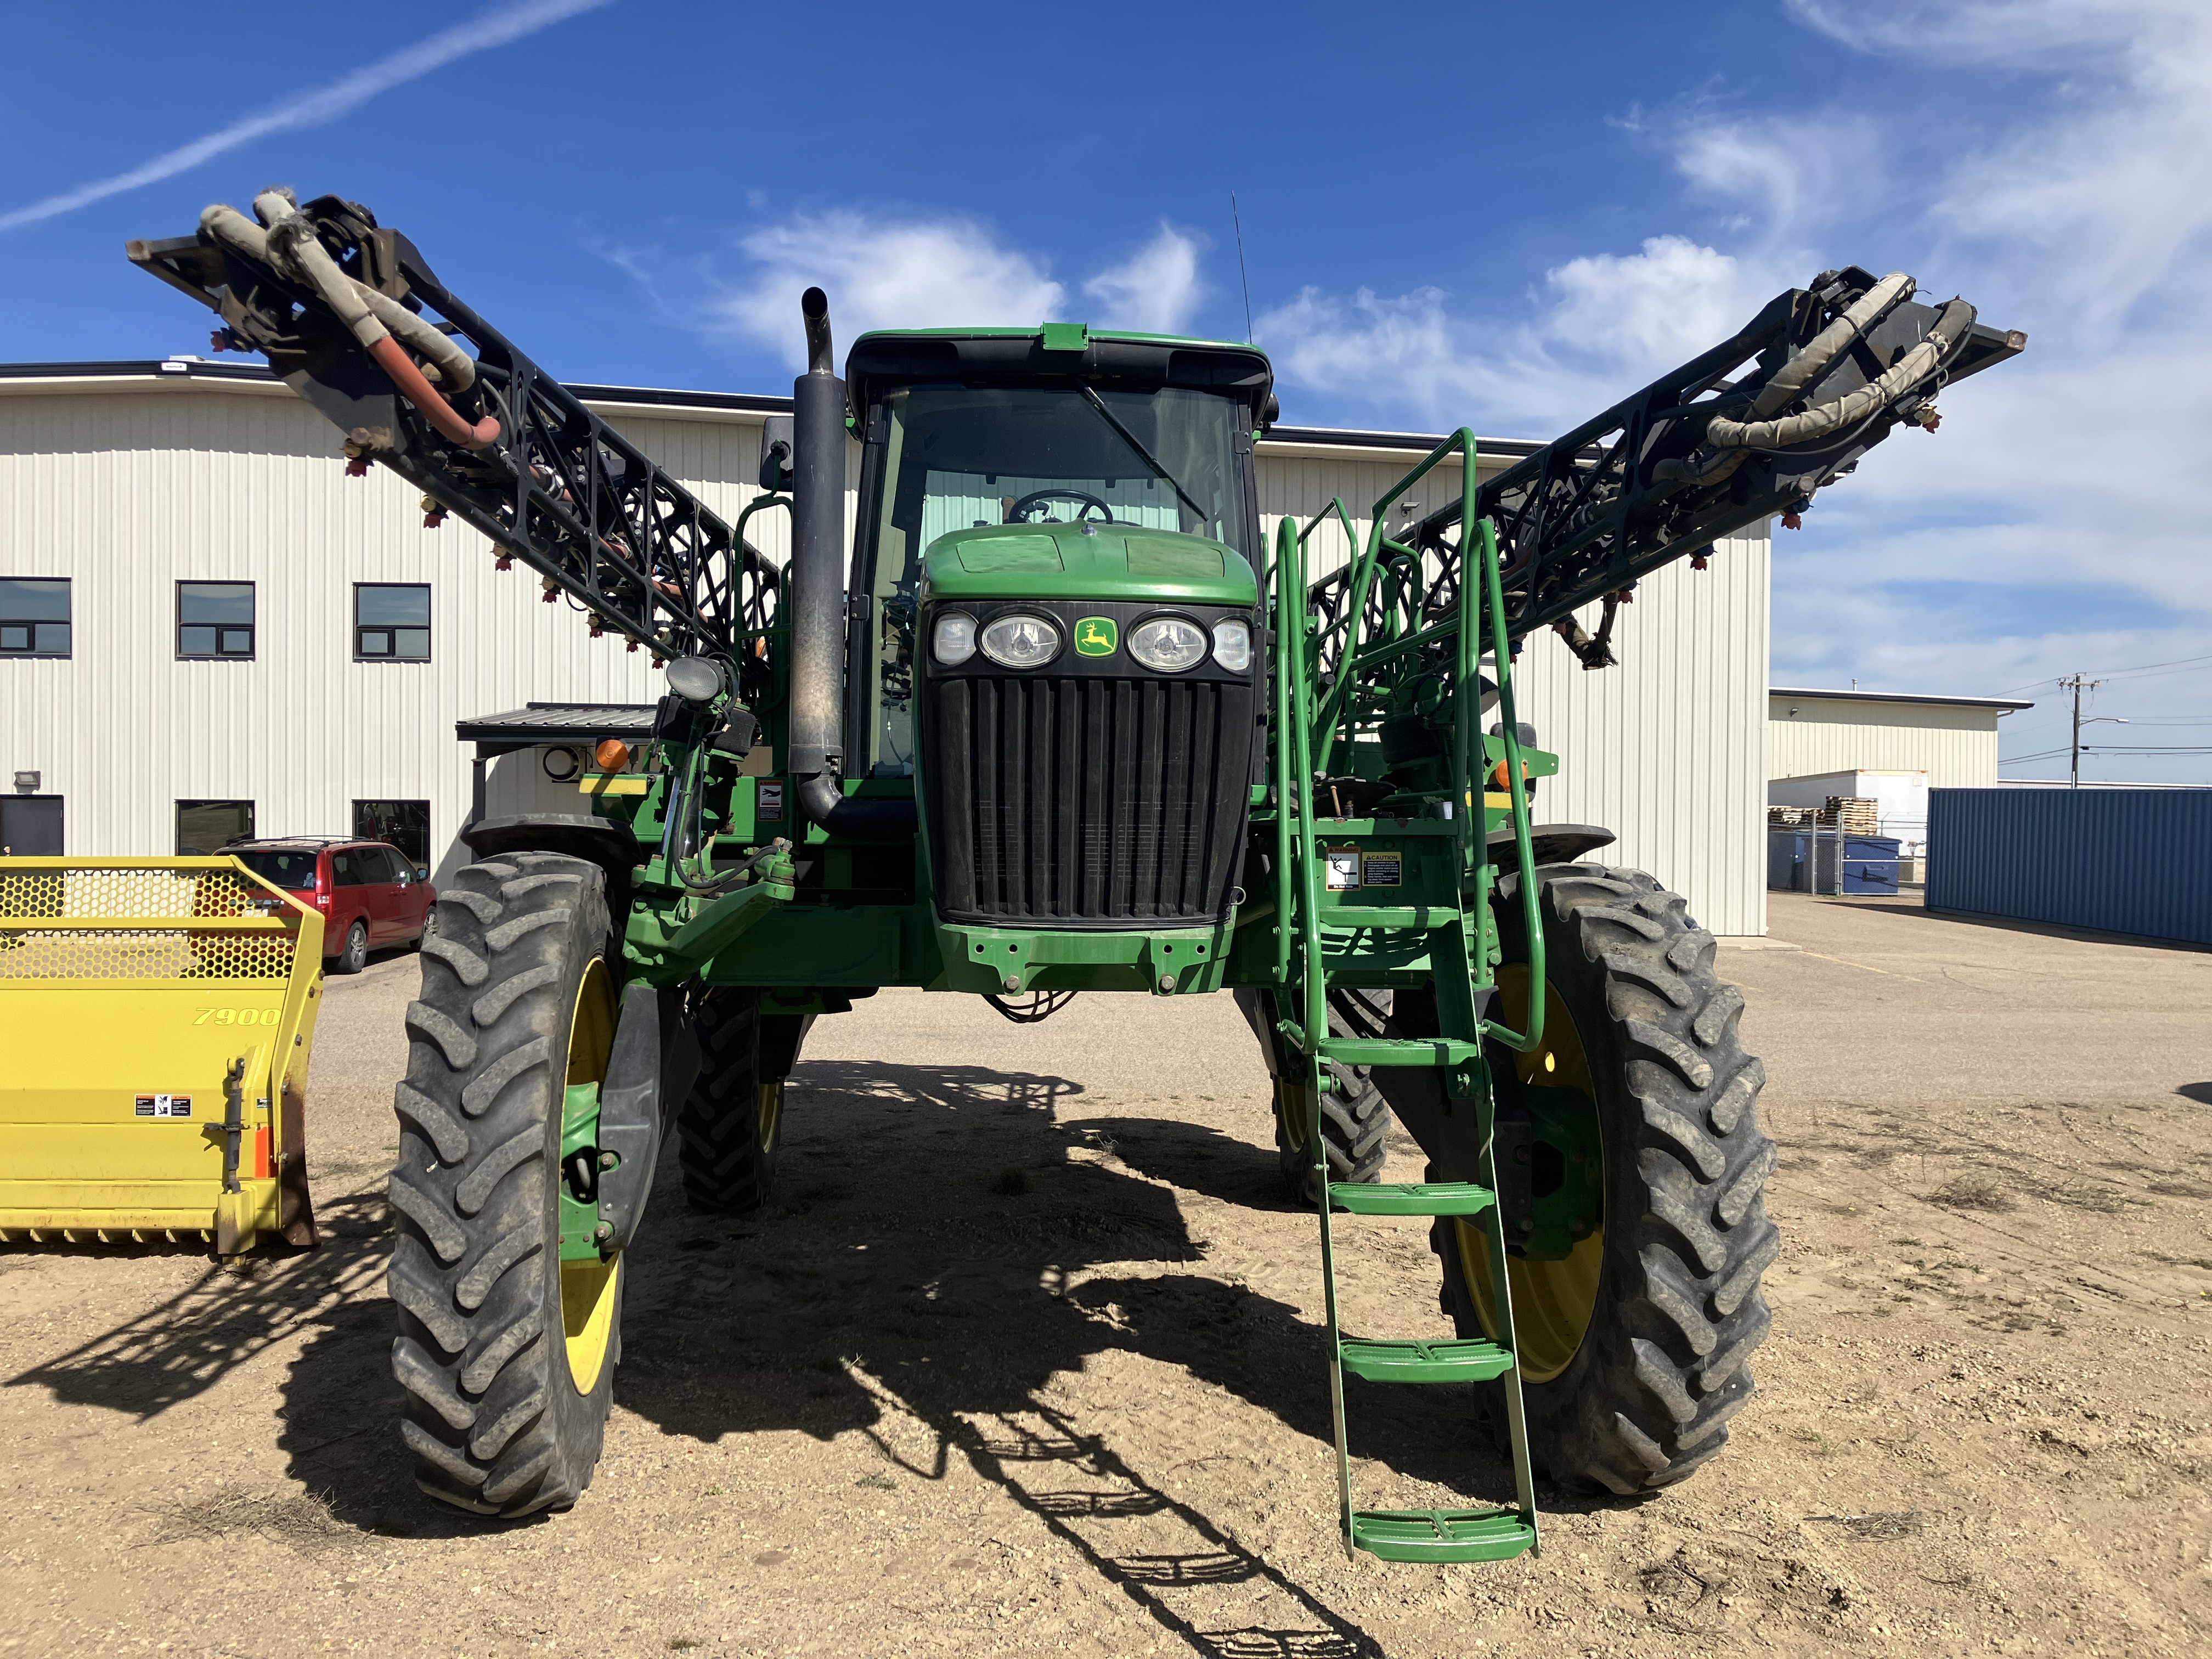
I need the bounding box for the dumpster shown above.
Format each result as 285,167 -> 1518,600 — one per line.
1767,830 -> 1812,892
1814,834 -> 1900,896
0,857 -> 325,1251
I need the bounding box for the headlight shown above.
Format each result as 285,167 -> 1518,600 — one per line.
932,612 -> 978,666
1211,618 -> 1252,672
979,613 -> 1060,668
1129,616 -> 1207,673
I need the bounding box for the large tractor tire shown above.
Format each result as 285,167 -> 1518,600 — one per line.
1434,864 -> 1778,1495
676,989 -> 808,1215
386,850 -> 624,1516
1235,986 -> 1392,1203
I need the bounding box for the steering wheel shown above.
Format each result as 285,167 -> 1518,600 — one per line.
1006,488 -> 1115,524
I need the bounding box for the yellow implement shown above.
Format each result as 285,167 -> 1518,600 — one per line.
0,857 -> 325,1253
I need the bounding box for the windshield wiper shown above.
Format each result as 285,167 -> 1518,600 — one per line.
1077,386 -> 1212,528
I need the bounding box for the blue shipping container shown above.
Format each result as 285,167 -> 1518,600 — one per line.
1927,788 -> 2212,946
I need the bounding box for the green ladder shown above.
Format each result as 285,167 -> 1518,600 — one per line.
1269,433 -> 1549,1565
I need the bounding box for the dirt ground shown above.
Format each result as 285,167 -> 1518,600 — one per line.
3,891 -> 2208,1657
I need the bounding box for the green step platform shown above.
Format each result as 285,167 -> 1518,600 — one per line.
1327,1180 -> 1494,1216
1339,1336 -> 1515,1384
1349,1508 -> 1538,1564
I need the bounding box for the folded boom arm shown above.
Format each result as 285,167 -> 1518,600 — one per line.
128,190 -> 780,686
1308,266 -> 2023,673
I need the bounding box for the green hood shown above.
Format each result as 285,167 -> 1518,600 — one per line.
921,523 -> 1258,606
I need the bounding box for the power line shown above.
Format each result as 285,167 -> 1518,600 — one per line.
2059,673 -> 2106,787
1986,650 -> 2212,699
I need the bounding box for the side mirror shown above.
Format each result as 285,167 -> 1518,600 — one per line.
759,415 -> 793,490
710,706 -> 759,758
415,865 -> 431,883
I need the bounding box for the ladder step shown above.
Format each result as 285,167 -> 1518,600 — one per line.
1349,1508 -> 1536,1564
1320,906 -> 1460,931
1329,1181 -> 1494,1216
1317,1036 -> 1479,1066
1339,1336 -> 1515,1384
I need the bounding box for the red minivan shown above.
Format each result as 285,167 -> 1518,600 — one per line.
229,838 -> 437,974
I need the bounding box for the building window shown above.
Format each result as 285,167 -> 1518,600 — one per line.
354,799 -> 431,870
0,578 -> 71,657
356,583 -> 431,661
178,580 -> 256,659
1,795 -> 64,856
176,799 -> 255,855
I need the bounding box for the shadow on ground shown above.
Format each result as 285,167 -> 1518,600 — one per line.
10,1054 -> 1516,1649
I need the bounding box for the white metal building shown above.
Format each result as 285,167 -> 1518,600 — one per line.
2,358 -> 1771,935
1769,686 -> 2031,787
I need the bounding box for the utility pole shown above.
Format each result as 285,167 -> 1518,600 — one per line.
2059,674 -> 2105,786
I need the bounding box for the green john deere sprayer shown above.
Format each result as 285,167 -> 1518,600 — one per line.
129,188 -> 2021,1560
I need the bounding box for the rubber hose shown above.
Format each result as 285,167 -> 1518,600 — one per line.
1705,297 -> 1975,451
204,197 -> 495,448
1652,272 -> 1920,486
1742,271 -> 1914,422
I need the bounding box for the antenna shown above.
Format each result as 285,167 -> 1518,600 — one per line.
1231,192 -> 1254,343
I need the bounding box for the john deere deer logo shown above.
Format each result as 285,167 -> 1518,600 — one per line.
1075,617 -> 1118,657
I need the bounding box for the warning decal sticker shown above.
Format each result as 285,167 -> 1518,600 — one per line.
1325,850 -> 1361,891
1361,851 -> 1403,888
134,1095 -> 193,1119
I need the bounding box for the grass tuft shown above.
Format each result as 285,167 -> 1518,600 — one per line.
1928,1176 -> 2014,1213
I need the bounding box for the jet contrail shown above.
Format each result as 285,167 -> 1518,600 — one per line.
0,0 -> 614,234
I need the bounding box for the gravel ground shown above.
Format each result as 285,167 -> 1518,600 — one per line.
2,892 -> 2207,1657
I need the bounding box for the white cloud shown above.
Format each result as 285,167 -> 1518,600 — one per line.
0,0 -> 612,234
1255,2 -> 2212,777
1256,234 -> 1764,432
1083,225 -> 1206,334
630,214 -> 1212,368
704,212 -> 1066,366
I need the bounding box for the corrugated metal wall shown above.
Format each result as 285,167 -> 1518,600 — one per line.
1256,444 -> 1770,937
1,383 -> 1769,934
1769,693 -> 2003,786
1926,787 -> 2212,945
0,381 -> 704,877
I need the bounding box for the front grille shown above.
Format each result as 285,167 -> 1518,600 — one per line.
922,674 -> 1255,927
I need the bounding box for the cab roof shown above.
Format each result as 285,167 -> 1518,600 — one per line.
843,324 -> 1272,419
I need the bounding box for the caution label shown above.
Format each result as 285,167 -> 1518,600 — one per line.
1325,849 -> 1361,891
757,782 -> 785,821
1361,851 -> 1403,888
134,1094 -> 193,1119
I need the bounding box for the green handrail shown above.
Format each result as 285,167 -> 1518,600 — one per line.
1474,516 -> 1546,1054
1312,431 -> 1482,779
1271,517 -> 1297,989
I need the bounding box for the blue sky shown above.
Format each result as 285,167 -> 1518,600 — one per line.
2,0 -> 2206,780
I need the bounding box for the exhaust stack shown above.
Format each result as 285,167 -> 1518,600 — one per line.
786,287 -> 913,839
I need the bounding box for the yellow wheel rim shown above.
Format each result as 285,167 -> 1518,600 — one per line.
562,957 -> 620,1395
757,1081 -> 783,1153
1276,1077 -> 1312,1155
1455,964 -> 1604,1383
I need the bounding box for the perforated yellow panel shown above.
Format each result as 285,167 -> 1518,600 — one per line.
0,862 -> 300,982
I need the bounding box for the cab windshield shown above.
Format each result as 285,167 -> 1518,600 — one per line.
873,383 -> 1250,573
859,382 -> 1253,777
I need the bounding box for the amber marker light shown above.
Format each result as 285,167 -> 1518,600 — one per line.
594,738 -> 632,772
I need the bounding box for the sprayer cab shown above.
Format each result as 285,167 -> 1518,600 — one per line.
780,311 -> 1280,945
